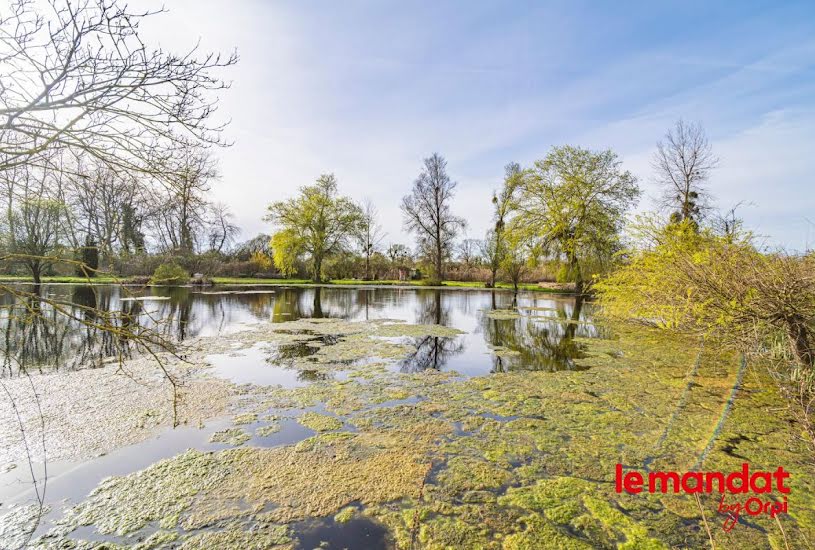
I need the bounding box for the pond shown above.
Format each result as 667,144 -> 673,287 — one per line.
0,284 -> 812,549
0,284 -> 599,378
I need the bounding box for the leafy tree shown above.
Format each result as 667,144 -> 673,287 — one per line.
652,119 -> 718,225
512,146 -> 640,294
266,174 -> 363,282
500,230 -> 530,293
483,162 -> 523,287
401,153 -> 465,283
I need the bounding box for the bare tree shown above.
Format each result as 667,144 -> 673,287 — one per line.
67,163 -> 140,268
149,147 -> 218,254
358,199 -> 386,279
401,153 -> 465,283
207,202 -> 240,253
652,120 -> 719,224
0,0 -> 236,175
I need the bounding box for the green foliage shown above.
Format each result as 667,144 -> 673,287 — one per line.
266,174 -> 363,282
511,145 -> 640,292
596,216 -> 815,370
76,237 -> 100,277
150,262 -> 189,285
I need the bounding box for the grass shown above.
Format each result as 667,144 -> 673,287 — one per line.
0,274 -> 572,293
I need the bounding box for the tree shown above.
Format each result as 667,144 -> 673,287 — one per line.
148,148 -> 218,254
401,153 -> 465,283
68,164 -> 140,268
266,174 -> 363,282
484,162 -> 523,287
652,119 -> 718,225
207,202 -> 240,253
0,0 -> 236,175
1,162 -> 68,283
501,231 -> 529,293
386,243 -> 412,280
76,236 -> 99,277
512,146 -> 640,294
357,199 -> 386,280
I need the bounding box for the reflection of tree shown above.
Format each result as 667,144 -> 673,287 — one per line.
482,295 -> 592,373
399,289 -> 464,373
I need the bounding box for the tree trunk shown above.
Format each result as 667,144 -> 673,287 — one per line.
313,255 -> 322,283
30,261 -> 42,285
569,255 -> 583,295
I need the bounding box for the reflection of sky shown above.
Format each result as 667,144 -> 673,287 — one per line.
1,285 -> 600,377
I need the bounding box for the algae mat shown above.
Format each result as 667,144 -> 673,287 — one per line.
2,316 -> 813,549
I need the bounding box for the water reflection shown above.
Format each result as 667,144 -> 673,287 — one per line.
399,289 -> 464,373
481,294 -> 600,372
0,284 -> 601,378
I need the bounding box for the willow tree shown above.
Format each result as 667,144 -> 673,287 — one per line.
266,174 -> 363,282
512,146 -> 639,294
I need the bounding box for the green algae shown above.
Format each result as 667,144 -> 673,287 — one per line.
232,412 -> 258,425
298,412 -> 343,432
18,315 -> 815,549
255,418 -> 281,436
485,309 -> 521,320
209,427 -> 251,446
333,506 -> 357,523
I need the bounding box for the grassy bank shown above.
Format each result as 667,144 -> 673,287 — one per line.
0,274 -> 572,293
211,277 -> 569,292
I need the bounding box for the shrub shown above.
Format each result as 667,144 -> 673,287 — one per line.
150,262 -> 189,285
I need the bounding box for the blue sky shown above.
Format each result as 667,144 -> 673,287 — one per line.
139,0 -> 815,250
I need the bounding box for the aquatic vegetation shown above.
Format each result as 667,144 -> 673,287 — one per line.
255,417 -> 282,436
232,412 -> 258,425
298,411 -> 343,432
0,504 -> 49,550
0,356 -> 233,464
333,506 -> 357,523
5,310 -> 813,549
209,428 -> 251,446
485,308 -> 520,320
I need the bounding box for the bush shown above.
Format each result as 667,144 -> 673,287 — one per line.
150,262 -> 189,285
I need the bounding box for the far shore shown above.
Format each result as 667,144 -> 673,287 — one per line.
0,275 -> 575,294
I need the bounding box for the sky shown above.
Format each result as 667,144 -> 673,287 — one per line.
135,0 -> 815,251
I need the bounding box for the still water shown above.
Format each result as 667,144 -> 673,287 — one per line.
0,284 -> 598,547
0,284 -> 598,378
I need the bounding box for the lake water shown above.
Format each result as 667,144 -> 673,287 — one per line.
0,284 -> 595,547
0,284 -> 597,378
